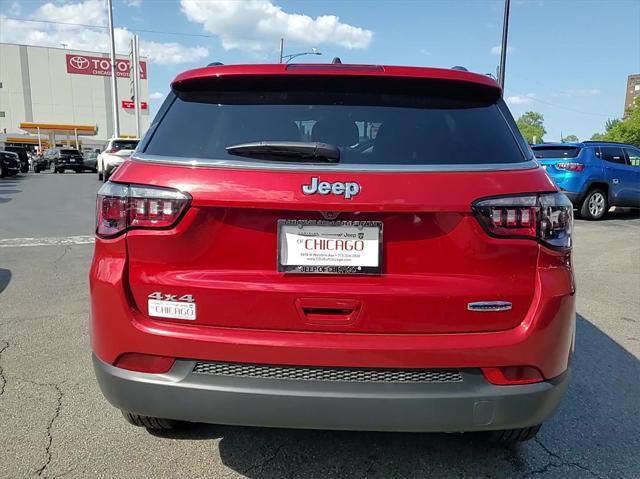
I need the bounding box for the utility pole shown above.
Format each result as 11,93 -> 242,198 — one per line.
279,38 -> 284,64
130,35 -> 141,138
498,0 -> 511,89
107,0 -> 120,137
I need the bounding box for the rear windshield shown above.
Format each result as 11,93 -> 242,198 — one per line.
113,140 -> 139,150
143,90 -> 526,166
532,146 -> 581,159
60,149 -> 81,155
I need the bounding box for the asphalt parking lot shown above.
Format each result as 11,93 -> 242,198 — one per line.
0,172 -> 638,479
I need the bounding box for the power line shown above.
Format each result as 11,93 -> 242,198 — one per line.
0,16 -> 215,39
508,71 -> 613,119
528,96 -> 611,119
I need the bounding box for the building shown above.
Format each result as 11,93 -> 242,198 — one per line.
0,43 -> 150,150
624,74 -> 640,117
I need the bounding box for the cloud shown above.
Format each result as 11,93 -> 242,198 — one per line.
7,1 -> 21,15
33,0 -> 106,26
140,41 -> 209,65
419,49 -> 432,56
123,0 -> 143,6
490,45 -> 515,55
149,91 -> 165,100
0,0 -> 208,66
506,93 -> 536,105
180,0 -> 373,52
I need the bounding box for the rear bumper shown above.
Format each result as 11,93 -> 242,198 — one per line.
56,163 -> 82,170
93,354 -> 569,432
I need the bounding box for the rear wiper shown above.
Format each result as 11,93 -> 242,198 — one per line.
226,141 -> 340,163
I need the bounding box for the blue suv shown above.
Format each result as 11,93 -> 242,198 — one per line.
532,141 -> 640,220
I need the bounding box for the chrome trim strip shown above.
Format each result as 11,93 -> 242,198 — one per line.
467,301 -> 513,312
131,153 -> 539,173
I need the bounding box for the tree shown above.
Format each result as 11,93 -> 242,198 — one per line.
606,98 -> 640,147
590,99 -> 640,147
516,111 -> 546,144
605,118 -> 621,131
562,134 -> 579,142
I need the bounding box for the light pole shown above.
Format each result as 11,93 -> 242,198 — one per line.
498,0 -> 511,89
278,39 -> 322,63
282,48 -> 322,64
107,0 -> 120,138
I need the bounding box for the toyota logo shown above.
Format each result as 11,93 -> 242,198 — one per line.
69,56 -> 90,70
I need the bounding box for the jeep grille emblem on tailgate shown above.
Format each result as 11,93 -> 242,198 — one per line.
302,177 -> 360,200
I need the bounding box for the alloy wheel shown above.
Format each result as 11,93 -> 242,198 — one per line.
588,192 -> 605,217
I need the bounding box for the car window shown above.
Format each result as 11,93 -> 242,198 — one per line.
600,147 -> 627,165
593,147 -> 602,159
531,146 -> 581,159
144,91 -> 526,166
60,149 -> 80,155
112,140 -> 139,150
624,148 -> 640,167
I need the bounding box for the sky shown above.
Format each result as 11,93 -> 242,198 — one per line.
1,0 -> 639,142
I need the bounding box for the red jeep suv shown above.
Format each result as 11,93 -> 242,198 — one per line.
90,63 -> 574,443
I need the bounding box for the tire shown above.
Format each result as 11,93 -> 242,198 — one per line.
121,411 -> 178,430
0,162 -> 5,178
97,170 -> 103,181
486,424 -> 541,444
580,188 -> 608,220
34,167 -> 41,173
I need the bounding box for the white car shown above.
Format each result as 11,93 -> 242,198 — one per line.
97,138 -> 139,181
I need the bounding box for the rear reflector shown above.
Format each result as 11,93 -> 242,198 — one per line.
114,353 -> 175,374
96,182 -> 190,238
472,192 -> 572,250
482,366 -> 544,385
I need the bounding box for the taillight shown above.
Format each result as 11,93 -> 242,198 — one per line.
555,162 -> 584,172
96,182 -> 190,238
105,147 -> 120,153
472,192 -> 572,250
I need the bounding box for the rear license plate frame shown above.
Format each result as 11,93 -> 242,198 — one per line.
277,219 -> 383,275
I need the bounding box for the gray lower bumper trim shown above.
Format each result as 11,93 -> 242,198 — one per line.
93,355 -> 569,432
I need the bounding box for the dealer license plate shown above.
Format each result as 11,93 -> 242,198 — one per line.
277,220 -> 382,274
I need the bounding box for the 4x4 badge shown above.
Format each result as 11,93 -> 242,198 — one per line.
148,292 -> 195,303
302,177 -> 360,200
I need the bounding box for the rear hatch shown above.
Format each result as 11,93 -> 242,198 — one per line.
59,149 -> 83,164
532,145 -> 585,189
123,69 -> 551,335
111,140 -> 139,158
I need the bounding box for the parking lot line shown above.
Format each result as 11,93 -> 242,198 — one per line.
0,235 -> 95,248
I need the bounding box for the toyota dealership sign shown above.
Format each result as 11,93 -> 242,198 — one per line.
66,54 -> 147,79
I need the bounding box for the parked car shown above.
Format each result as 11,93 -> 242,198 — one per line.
3,146 -> 30,173
97,138 -> 139,181
83,151 -> 99,172
33,153 -> 49,173
91,63 -> 574,443
45,148 -> 85,173
0,151 -> 21,177
533,141 -> 640,220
